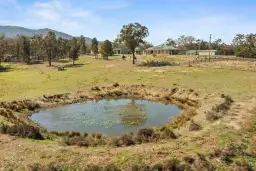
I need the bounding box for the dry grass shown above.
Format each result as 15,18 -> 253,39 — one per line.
1,56 -> 256,170
206,95 -> 234,121
197,60 -> 256,72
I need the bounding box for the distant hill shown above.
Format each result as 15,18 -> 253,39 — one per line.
0,25 -> 93,45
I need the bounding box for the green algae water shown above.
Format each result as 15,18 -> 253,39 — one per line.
30,99 -> 182,136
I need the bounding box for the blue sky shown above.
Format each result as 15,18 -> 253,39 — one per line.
0,0 -> 256,45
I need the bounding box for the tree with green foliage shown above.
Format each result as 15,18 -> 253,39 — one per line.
176,35 -> 197,50
69,38 -> 80,65
30,35 -> 45,63
233,34 -> 256,58
91,37 -> 98,58
20,36 -> 31,64
100,40 -> 113,59
119,23 -> 149,64
140,41 -> 153,50
0,33 -> 7,65
166,38 -> 176,47
79,35 -> 87,55
113,38 -> 120,48
57,37 -> 69,59
44,31 -> 57,66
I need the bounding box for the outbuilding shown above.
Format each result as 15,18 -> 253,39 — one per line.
186,50 -> 220,56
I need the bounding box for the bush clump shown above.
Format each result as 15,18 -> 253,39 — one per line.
63,135 -> 107,147
206,95 -> 234,121
137,128 -> 158,143
189,120 -> 202,131
192,153 -> 215,171
68,131 -> 81,137
161,127 -> 177,139
229,160 -> 252,171
169,109 -> 197,129
120,134 -> 135,146
113,83 -> 120,87
0,124 -> 43,140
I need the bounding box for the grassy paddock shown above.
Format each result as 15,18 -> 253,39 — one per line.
0,55 -> 256,101
1,55 -> 256,170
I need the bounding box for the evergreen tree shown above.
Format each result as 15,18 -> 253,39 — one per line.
69,38 -> 80,65
91,37 -> 98,58
20,36 -> 31,64
0,33 -> 7,65
44,31 -> 57,66
79,35 -> 87,55
100,40 -> 113,59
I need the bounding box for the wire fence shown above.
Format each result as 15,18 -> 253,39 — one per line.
178,57 -> 256,66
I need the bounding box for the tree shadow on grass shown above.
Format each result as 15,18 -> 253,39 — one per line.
30,61 -> 44,65
0,65 -> 13,72
57,59 -> 71,63
63,63 -> 86,68
138,61 -> 178,67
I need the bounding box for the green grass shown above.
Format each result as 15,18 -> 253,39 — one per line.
1,55 -> 256,101
1,55 -> 256,170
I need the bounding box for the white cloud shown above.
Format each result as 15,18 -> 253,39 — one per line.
0,0 -> 129,40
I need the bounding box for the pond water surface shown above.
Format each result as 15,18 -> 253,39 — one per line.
30,99 -> 182,136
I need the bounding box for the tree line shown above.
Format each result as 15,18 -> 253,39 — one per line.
0,31 -> 92,66
165,34 -> 256,57
0,24 -> 255,67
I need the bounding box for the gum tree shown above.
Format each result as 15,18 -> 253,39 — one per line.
91,37 -> 98,58
119,23 -> 149,64
69,38 -> 80,65
44,31 -> 57,66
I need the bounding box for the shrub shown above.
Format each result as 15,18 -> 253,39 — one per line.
170,109 -> 197,129
192,153 -> 215,171
0,123 -> 8,134
189,120 -> 202,131
206,95 -> 234,121
120,134 -> 135,146
152,163 -> 164,171
183,156 -> 195,164
206,111 -> 220,121
113,83 -> 120,87
162,129 -> 177,139
95,133 -> 102,139
91,86 -> 101,91
1,124 -> 43,140
137,128 -> 158,143
165,159 -> 183,171
64,136 -> 88,146
68,131 -> 81,137
0,108 -> 9,117
26,102 -> 40,111
104,163 -> 121,171
84,132 -> 89,137
84,165 -> 102,171
229,160 -> 251,171
92,133 -> 96,138
137,128 -> 154,138
110,138 -> 121,147
140,166 -> 152,171
249,136 -> 256,155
